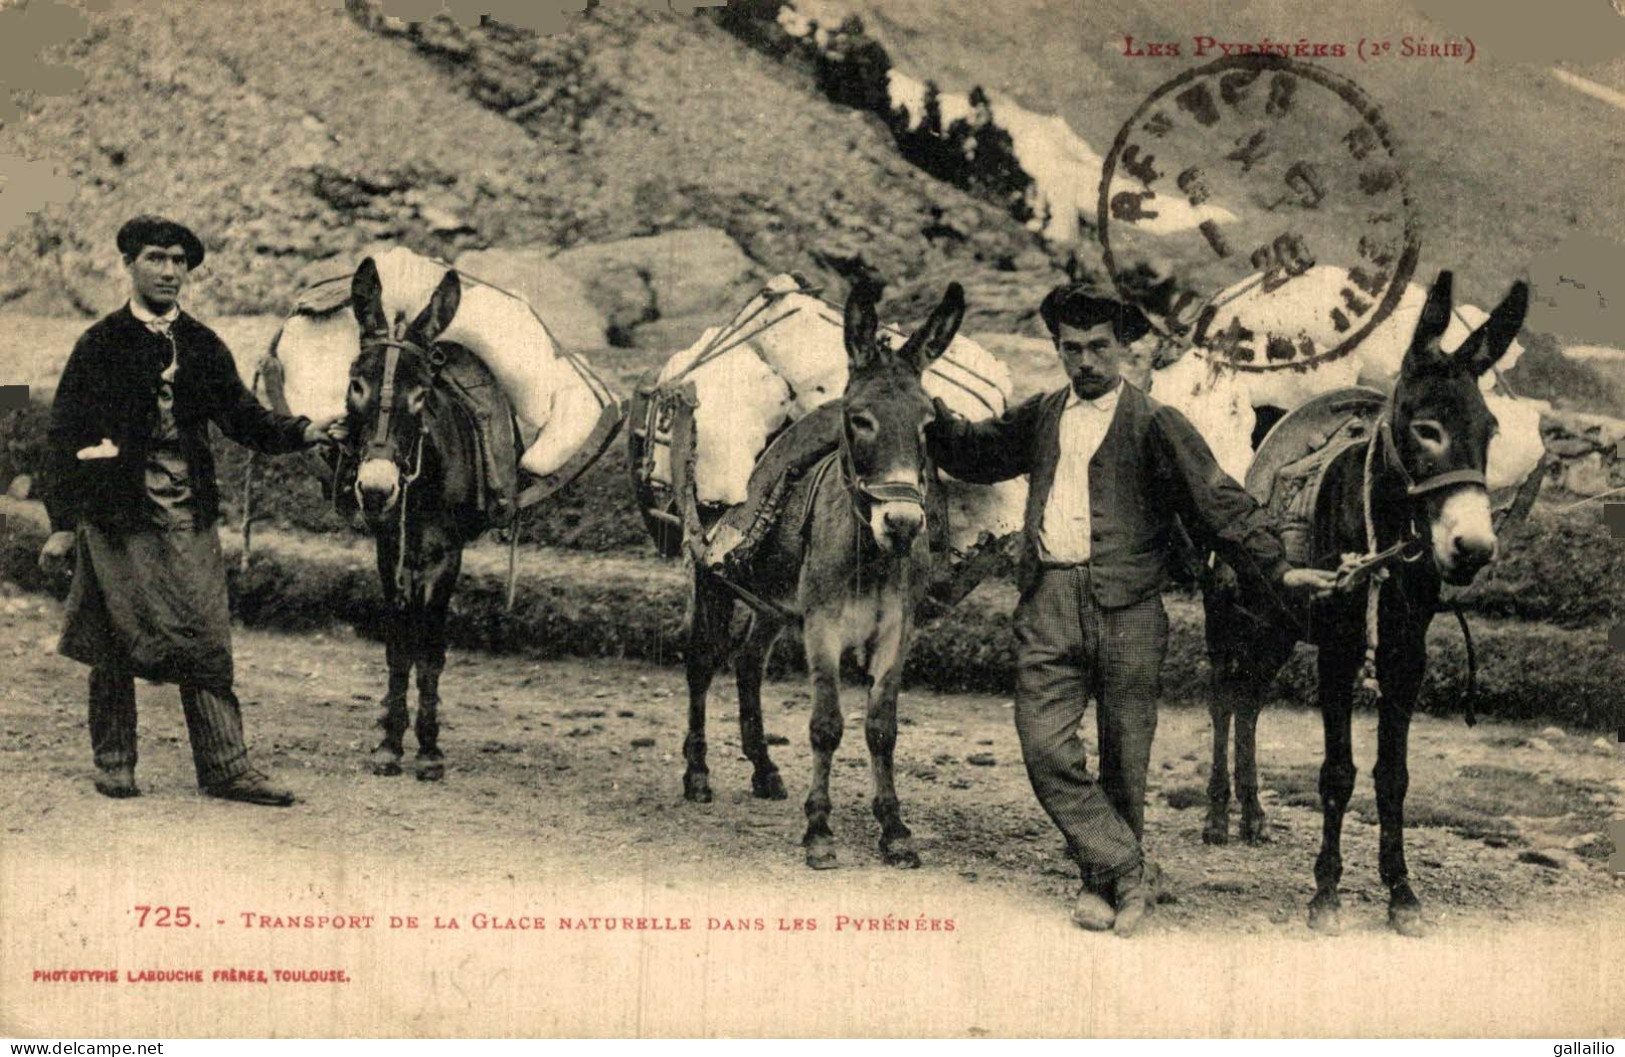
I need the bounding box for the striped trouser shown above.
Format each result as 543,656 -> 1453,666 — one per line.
1012,565 -> 1168,891
89,664 -> 251,787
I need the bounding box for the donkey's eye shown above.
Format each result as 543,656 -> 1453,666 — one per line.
406,389 -> 427,415
849,413 -> 878,434
348,379 -> 366,401
1411,421 -> 1446,446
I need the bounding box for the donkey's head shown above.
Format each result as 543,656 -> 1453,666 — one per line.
1391,270 -> 1528,585
840,281 -> 966,556
346,258 -> 462,520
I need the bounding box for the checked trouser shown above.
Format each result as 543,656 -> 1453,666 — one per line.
1012,564 -> 1167,891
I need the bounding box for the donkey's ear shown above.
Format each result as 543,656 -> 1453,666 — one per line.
407,268 -> 462,345
1416,270 -> 1453,345
1404,269 -> 1453,374
898,282 -> 966,373
1462,280 -> 1528,377
843,280 -> 882,372
350,258 -> 387,336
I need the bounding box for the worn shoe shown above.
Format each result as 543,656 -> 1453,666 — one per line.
1071,888 -> 1117,931
93,766 -> 139,799
203,769 -> 294,807
1112,868 -> 1154,938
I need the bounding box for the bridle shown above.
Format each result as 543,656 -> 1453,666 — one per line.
829,398 -> 932,530
1346,401 -> 1491,719
1376,412 -> 1488,499
352,334 -> 446,604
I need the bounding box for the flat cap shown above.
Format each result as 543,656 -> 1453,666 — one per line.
116,215 -> 205,270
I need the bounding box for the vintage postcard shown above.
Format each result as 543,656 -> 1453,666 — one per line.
1,0 -> 1622,1039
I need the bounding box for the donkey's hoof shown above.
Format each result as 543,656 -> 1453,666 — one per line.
683,773 -> 713,804
1307,895 -> 1343,935
751,769 -> 788,801
370,748 -> 403,777
1389,885 -> 1426,937
804,836 -> 838,870
881,840 -> 921,869
1201,817 -> 1229,845
1240,815 -> 1271,845
415,756 -> 445,782
1388,904 -> 1427,938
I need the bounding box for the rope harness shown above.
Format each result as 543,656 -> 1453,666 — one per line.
346,336 -> 442,608
1345,413 -> 1484,724
704,399 -> 934,625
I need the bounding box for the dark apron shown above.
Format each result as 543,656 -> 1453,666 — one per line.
58,524 -> 235,694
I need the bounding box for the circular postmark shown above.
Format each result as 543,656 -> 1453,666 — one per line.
1099,53 -> 1419,372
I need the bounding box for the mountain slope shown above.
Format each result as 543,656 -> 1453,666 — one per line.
0,1 -> 1056,327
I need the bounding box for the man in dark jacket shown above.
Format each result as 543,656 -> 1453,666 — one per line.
927,284 -> 1335,936
37,215 -> 342,806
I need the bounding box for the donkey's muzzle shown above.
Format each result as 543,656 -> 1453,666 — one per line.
1439,535 -> 1496,585
872,501 -> 926,555
356,458 -> 401,514
1432,487 -> 1497,585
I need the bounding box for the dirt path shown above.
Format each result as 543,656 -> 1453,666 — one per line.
2,590 -> 1621,1036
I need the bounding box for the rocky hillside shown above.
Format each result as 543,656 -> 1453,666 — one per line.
0,0 -> 1061,331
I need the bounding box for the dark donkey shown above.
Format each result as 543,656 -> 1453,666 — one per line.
342,259 -> 489,781
1203,270 -> 1528,935
683,282 -> 966,871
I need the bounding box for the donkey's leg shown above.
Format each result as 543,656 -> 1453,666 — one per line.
802,610 -> 845,870
1376,629 -> 1427,937
1233,693 -> 1268,844
736,614 -> 788,800
683,573 -> 733,804
1204,680 -> 1234,846
1201,585 -> 1237,844
412,539 -> 462,783
1235,637 -> 1292,846
1309,638 -> 1362,934
370,539 -> 411,777
866,590 -> 918,868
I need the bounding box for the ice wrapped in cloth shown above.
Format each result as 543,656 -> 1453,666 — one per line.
266,246 -> 618,484
1149,266 -> 1548,492
648,275 -> 1027,552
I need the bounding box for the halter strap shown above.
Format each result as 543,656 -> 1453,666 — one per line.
1378,414 -> 1488,497
834,402 -> 930,519
366,344 -> 402,463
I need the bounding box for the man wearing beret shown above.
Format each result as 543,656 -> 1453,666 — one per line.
926,284 -> 1337,936
37,215 -> 343,806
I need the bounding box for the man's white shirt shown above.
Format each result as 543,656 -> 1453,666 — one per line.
1037,380 -> 1123,564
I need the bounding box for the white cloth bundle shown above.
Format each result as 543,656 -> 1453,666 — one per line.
1169,266 -> 1548,490
653,276 -> 1028,549
271,247 -> 613,478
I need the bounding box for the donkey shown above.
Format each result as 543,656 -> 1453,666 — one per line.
682,281 -> 967,871
341,259 -> 490,781
1202,270 -> 1528,935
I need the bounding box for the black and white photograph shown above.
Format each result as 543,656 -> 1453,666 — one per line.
1,0 -> 1621,1040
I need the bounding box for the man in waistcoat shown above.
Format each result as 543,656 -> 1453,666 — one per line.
37,215 -> 344,806
926,284 -> 1336,936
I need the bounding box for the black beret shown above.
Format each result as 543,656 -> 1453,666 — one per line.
116,215 -> 205,270
1039,283 -> 1151,344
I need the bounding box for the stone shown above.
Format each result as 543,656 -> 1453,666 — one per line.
628,312 -> 724,352
553,228 -> 762,333
453,248 -> 609,351
1539,725 -> 1567,741
6,475 -> 31,501
1556,452 -> 1619,496
1518,848 -> 1583,871
1525,737 -> 1554,752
